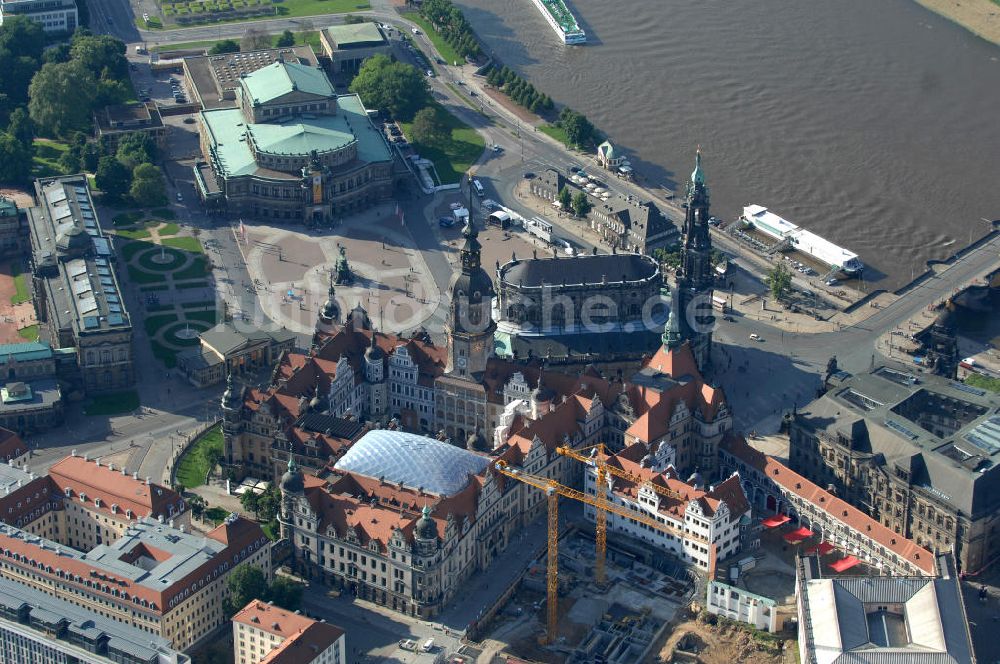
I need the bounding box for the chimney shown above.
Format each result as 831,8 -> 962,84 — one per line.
71,449 -> 77,457
108,463 -> 115,472
121,467 -> 128,476
145,477 -> 150,486
133,472 -> 138,480
95,458 -> 101,467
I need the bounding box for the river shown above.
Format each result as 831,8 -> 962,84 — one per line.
454,0 -> 1000,287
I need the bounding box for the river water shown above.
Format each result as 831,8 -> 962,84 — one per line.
454,0 -> 1000,287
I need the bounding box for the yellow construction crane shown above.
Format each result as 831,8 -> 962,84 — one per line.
555,443 -> 705,584
493,459 -> 708,644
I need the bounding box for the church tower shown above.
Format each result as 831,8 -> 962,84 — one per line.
446,210 -> 495,379
676,149 -> 715,369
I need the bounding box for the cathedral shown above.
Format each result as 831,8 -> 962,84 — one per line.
222,151 -> 722,478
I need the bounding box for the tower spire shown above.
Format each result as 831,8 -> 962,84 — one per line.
663,284 -> 683,350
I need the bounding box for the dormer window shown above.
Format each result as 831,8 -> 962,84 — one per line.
64,487 -> 73,498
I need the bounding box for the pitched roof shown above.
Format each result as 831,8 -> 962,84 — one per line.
48,455 -> 184,521
242,61 -> 334,105
723,434 -> 934,575
0,428 -> 27,462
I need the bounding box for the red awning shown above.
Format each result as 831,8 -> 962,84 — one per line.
762,514 -> 791,528
783,527 -> 813,543
805,542 -> 836,556
829,555 -> 861,572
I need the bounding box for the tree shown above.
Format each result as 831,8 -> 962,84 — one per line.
188,494 -> 206,521
557,186 -> 572,210
241,27 -> 271,52
94,77 -> 132,107
766,261 -> 793,301
7,108 -> 34,148
70,33 -> 128,81
0,132 -> 31,184
571,190 -> 591,218
0,16 -> 45,63
208,39 -> 240,55
223,564 -> 269,617
268,577 -> 304,611
0,51 -> 43,127
240,489 -> 260,518
116,132 -> 156,169
81,141 -> 101,171
349,54 -> 429,121
558,108 -> 595,148
43,42 -> 72,64
256,485 -> 281,522
59,144 -> 82,173
275,30 -> 295,47
410,106 -> 450,147
28,62 -> 97,137
653,245 -> 682,270
95,155 -> 131,200
129,162 -> 166,206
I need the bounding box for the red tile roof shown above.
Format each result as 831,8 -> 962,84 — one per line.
48,455 -> 184,522
722,434 -> 934,574
0,428 -> 27,463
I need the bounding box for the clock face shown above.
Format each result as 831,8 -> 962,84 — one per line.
457,357 -> 468,368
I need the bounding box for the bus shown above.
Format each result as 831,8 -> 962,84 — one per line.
472,179 -> 485,197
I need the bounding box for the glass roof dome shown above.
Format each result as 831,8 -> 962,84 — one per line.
334,430 -> 490,497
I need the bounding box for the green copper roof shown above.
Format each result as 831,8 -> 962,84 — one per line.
0,341 -> 53,362
0,198 -> 16,218
201,94 -> 391,178
691,149 -> 705,185
249,121 -> 355,156
241,61 -> 334,106
324,22 -> 386,48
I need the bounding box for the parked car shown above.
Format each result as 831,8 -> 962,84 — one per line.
183,117 -> 195,124
176,192 -> 183,201
491,144 -> 503,153
749,333 -> 764,342
399,639 -> 416,651
439,216 -> 455,227
174,97 -> 186,103
523,172 -> 536,179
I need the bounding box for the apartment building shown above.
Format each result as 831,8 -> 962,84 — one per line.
583,444 -> 749,571
233,599 -> 345,664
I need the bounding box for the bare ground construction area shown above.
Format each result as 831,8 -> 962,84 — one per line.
649,610 -> 795,664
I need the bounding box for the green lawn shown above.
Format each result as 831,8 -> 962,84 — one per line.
175,424 -> 223,488
127,264 -> 168,284
967,373 -> 1000,393
404,12 -> 463,65
162,236 -> 204,253
84,390 -> 141,416
174,256 -> 209,280
539,123 -> 573,148
275,0 -> 369,18
32,139 -> 71,178
116,228 -> 151,240
158,222 -> 180,236
186,309 -> 219,325
17,325 -> 38,341
156,30 -> 324,54
113,211 -> 144,227
10,265 -> 30,305
144,313 -> 179,338
401,103 -> 484,185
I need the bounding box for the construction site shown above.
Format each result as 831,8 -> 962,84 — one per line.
474,446 -> 801,664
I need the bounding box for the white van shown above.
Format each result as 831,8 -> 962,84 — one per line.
472,179 -> 485,197
421,638 -> 435,652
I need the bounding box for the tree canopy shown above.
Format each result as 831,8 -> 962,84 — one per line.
275,30 -> 295,47
209,39 -> 240,55
410,106 -> 450,148
28,62 -> 98,137
116,132 -> 157,169
571,190 -> 591,218
0,17 -> 46,126
240,28 -> 271,52
70,33 -> 128,81
223,565 -> 305,618
349,54 -> 429,121
95,155 -> 131,200
0,132 -> 32,184
557,186 -> 572,210
558,108 -> 596,148
766,261 -> 793,301
129,162 -> 166,206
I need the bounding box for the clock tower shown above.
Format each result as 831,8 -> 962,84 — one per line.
446,211 -> 495,379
